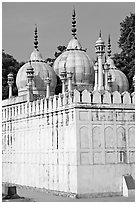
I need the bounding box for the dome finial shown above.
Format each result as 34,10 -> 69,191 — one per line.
71,6 -> 77,39
34,24 -> 38,50
99,30 -> 101,38
107,34 -> 111,57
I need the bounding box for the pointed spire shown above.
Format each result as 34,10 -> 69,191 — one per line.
99,30 -> 101,38
34,24 -> 38,50
71,6 -> 77,39
107,34 -> 111,57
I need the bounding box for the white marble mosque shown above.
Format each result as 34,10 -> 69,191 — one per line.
2,8 -> 135,197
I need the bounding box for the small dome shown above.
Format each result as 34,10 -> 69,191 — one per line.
53,38 -> 94,90
96,37 -> 104,45
16,26 -> 57,97
107,57 -> 129,93
95,31 -> 105,45
16,57 -> 57,97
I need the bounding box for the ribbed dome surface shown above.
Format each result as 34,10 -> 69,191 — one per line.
107,57 -> 129,93
53,38 -> 94,87
16,50 -> 57,96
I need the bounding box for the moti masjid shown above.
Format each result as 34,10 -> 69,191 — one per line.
2,8 -> 135,198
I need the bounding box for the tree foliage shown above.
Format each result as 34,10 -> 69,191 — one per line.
45,45 -> 66,67
2,49 -> 25,100
113,13 -> 135,92
45,45 -> 66,95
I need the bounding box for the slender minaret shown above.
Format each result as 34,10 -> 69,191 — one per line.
107,34 -> 111,57
45,72 -> 51,99
71,6 -> 77,39
7,73 -> 14,98
60,63 -> 67,94
26,61 -> 34,102
95,31 -> 105,91
94,58 -> 98,91
104,55 -> 110,91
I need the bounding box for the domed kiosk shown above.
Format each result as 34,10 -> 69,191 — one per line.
53,8 -> 94,91
107,35 -> 129,93
16,26 -> 57,97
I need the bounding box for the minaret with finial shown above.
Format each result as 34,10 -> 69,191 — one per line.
34,24 -> 39,50
71,6 -> 77,39
95,30 -> 105,91
26,60 -> 34,101
7,73 -> 14,98
107,34 -> 111,57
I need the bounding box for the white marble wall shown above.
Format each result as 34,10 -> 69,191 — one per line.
2,100 -> 78,193
2,89 -> 135,195
76,107 -> 135,194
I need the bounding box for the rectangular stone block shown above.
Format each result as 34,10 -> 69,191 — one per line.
105,151 -> 116,164
129,151 -> 135,163
80,152 -> 90,165
93,152 -> 104,164
80,126 -> 89,149
69,166 -> 77,193
58,165 -> 64,191
79,111 -> 89,121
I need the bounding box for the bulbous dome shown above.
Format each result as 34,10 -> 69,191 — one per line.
16,49 -> 57,96
53,38 -> 94,90
107,57 -> 129,93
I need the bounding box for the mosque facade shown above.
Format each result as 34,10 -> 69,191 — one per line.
2,8 -> 135,197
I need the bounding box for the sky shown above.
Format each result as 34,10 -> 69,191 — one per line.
2,2 -> 135,63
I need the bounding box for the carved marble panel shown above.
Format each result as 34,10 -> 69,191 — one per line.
79,111 -> 89,121
129,151 -> 135,163
80,152 -> 89,165
92,126 -> 102,149
117,127 -> 126,148
80,126 -> 89,149
105,127 -> 115,148
93,152 -> 104,164
105,151 -> 116,164
91,110 -> 114,121
116,111 -> 125,121
128,127 -> 135,148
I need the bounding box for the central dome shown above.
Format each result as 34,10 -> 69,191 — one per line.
53,39 -> 94,86
53,8 -> 94,91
